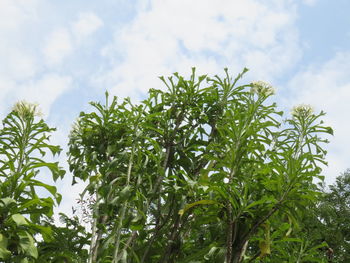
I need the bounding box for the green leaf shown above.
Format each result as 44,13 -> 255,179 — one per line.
245,196 -> 277,210
119,185 -> 132,202
0,234 -> 8,248
0,234 -> 10,259
0,247 -> 11,260
18,231 -> 38,259
18,198 -> 43,211
179,200 -> 217,216
130,224 -> 143,231
275,238 -> 303,243
11,214 -> 28,226
32,225 -> 53,242
0,197 -> 16,207
326,126 -> 333,135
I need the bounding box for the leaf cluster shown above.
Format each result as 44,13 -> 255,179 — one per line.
68,68 -> 332,262
0,102 -> 66,262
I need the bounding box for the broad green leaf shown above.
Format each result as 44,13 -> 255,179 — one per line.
259,223 -> 271,258
119,185 -> 132,202
245,196 -> 277,210
179,200 -> 217,216
274,238 -> 303,243
18,231 -> 38,259
28,179 -> 57,197
0,247 -> 11,260
130,224 -> 143,231
0,197 -> 16,207
0,234 -> 8,248
0,234 -> 10,259
11,214 -> 28,226
32,225 -> 53,242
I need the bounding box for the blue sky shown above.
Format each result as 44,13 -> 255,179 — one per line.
1,0 -> 349,216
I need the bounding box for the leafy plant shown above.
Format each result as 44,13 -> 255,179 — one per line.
36,213 -> 90,263
303,170 -> 350,263
68,68 -> 332,263
0,102 -> 65,262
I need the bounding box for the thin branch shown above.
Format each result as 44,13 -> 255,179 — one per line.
226,168 -> 236,263
141,195 -> 175,263
239,191 -> 289,252
158,214 -> 181,263
112,145 -> 136,263
115,231 -> 138,262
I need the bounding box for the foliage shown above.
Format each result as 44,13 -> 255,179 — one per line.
270,170 -> 350,263
36,213 -> 90,262
68,68 -> 332,263
0,102 -> 65,262
311,170 -> 350,262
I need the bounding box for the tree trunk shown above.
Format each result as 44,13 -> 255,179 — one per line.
231,240 -> 248,263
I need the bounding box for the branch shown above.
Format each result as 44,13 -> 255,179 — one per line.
112,145 -> 135,263
141,195 -> 175,263
158,214 -> 182,263
239,191 -> 288,251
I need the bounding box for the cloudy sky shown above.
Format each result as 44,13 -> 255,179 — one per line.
1,0 -> 349,217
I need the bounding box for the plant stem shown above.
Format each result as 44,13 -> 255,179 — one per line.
226,168 -> 236,263
112,145 -> 135,263
141,195 -> 175,263
158,214 -> 181,263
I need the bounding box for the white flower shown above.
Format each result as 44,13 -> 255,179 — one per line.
12,101 -> 43,118
250,81 -> 275,96
291,104 -> 314,118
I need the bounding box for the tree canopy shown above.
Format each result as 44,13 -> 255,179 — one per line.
0,68 -> 339,263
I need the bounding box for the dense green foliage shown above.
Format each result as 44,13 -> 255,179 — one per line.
0,102 -> 65,262
320,170 -> 350,262
68,68 -> 333,262
36,213 -> 90,262
306,170 -> 350,263
1,68 -> 345,262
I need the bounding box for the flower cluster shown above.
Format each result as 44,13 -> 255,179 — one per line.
12,101 -> 43,118
250,81 -> 275,96
291,104 -> 314,118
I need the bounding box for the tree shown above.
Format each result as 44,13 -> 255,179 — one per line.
0,102 -> 65,262
36,213 -> 90,263
313,170 -> 350,262
68,68 -> 332,263
274,170 -> 350,263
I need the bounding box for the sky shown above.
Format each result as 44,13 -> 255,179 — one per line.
1,0 -> 350,218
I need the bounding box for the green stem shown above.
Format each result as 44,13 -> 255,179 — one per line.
13,117 -> 31,199
112,145 -> 135,263
141,195 -> 175,263
88,192 -> 101,263
226,168 -> 236,263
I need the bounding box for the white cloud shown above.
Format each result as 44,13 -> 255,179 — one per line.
302,0 -> 318,6
44,28 -> 73,66
0,0 -> 41,80
0,71 -> 69,126
0,72 -> 73,219
286,52 -> 350,184
97,0 -> 301,98
17,74 -> 72,116
5,49 -> 38,79
0,0 -> 42,117
0,78 -> 17,120
0,6 -> 101,218
0,0 -> 40,32
72,12 -> 104,41
43,12 -> 103,66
